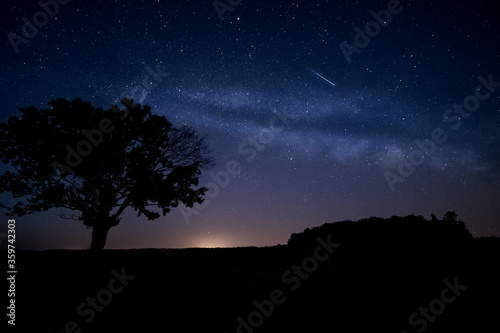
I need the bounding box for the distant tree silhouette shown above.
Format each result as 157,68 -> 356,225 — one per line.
0,98 -> 214,251
287,213 -> 473,249
443,211 -> 459,223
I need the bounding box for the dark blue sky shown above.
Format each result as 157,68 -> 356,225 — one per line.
1,0 -> 499,249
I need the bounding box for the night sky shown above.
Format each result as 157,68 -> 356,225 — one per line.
1,0 -> 499,250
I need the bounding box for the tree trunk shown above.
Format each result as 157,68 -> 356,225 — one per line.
90,222 -> 112,251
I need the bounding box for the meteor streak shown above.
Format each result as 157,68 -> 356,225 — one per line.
307,67 -> 336,87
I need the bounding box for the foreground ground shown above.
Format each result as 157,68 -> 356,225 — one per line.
8,235 -> 500,332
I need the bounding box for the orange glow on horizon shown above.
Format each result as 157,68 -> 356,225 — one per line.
191,234 -> 233,248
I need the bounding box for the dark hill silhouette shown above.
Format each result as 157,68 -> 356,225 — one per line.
287,213 -> 473,249
7,213 -> 500,333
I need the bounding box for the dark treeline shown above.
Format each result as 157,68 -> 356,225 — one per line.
287,212 -> 473,249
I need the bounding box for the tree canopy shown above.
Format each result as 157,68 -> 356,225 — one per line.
0,98 -> 214,250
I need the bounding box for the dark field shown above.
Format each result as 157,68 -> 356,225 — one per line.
9,233 -> 500,333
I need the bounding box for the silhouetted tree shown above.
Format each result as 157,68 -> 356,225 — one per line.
0,98 -> 214,251
442,211 -> 472,240
443,211 -> 458,223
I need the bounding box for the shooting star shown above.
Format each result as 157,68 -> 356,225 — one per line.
307,67 -> 336,87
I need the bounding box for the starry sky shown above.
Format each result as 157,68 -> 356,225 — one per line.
1,0 -> 499,250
